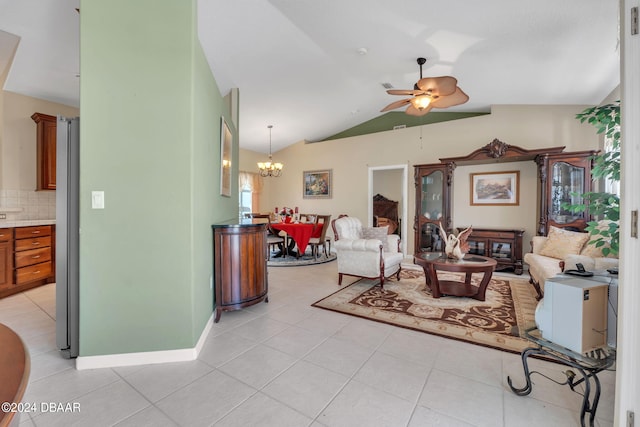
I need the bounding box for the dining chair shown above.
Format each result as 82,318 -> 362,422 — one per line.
244,213 -> 285,258
299,213 -> 319,226
308,214 -> 332,259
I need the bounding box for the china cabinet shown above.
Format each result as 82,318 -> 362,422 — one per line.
414,163 -> 454,253
536,150 -> 596,235
412,140 -> 596,260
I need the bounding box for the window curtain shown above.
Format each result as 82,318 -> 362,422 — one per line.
239,171 -> 263,212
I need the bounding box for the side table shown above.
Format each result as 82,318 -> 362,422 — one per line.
507,327 -> 615,427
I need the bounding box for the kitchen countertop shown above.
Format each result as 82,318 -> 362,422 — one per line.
0,219 -> 56,228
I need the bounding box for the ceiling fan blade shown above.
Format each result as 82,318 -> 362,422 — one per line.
431,87 -> 470,108
405,104 -> 433,116
386,89 -> 424,96
416,76 -> 458,97
381,98 -> 412,112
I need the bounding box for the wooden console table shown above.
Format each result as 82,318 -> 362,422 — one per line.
457,227 -> 524,275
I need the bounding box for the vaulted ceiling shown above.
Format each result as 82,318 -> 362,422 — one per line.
1,0 -> 620,153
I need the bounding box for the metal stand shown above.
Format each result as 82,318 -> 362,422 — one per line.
507,328 -> 615,427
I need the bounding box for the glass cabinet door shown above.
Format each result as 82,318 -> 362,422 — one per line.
467,240 -> 485,255
491,242 -> 512,259
421,170 -> 444,222
550,161 -> 586,225
538,151 -> 595,235
415,163 -> 452,253
420,222 -> 443,252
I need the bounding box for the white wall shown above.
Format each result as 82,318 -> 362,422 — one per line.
373,169 -> 403,204
453,161 -> 539,251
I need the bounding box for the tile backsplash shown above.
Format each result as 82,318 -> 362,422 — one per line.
0,190 -> 56,220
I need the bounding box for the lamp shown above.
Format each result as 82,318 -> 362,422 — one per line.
409,94 -> 432,111
258,125 -> 283,177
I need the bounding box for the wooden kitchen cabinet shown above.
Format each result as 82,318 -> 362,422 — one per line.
14,225 -> 54,286
0,225 -> 55,299
31,112 -> 57,190
0,229 -> 13,292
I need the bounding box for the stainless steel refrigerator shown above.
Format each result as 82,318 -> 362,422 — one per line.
56,116 -> 79,358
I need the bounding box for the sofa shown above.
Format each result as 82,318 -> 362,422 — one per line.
523,222 -> 619,299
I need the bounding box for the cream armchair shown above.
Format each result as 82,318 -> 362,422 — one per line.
331,216 -> 403,288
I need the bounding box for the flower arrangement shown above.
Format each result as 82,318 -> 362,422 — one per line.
276,207 -> 294,216
275,207 -> 298,223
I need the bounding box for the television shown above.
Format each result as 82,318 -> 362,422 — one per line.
534,275 -> 616,354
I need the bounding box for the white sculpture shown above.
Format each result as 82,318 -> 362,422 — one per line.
439,223 -> 473,260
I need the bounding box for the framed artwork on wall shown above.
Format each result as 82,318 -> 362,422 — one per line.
220,116 -> 232,197
303,169 -> 332,199
470,171 -> 520,206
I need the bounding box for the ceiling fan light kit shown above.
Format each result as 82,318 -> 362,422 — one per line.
382,57 -> 468,116
258,125 -> 283,177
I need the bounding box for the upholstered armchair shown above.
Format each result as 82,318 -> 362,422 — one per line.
331,216 -> 403,288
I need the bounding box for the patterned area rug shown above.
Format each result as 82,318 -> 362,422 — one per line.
312,268 -> 539,354
267,251 -> 337,267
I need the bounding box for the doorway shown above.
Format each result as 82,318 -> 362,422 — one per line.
368,164 -> 408,256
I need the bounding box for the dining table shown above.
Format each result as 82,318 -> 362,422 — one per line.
270,221 -> 321,256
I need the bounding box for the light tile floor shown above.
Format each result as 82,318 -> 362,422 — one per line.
0,261 -> 616,426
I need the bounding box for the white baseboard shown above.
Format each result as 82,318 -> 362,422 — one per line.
75,314 -> 214,370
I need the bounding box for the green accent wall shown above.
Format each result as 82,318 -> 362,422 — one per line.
79,0 -> 235,356
322,111 -> 489,141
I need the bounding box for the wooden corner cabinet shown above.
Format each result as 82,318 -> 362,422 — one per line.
212,220 -> 268,322
457,227 -> 524,274
31,112 -> 57,191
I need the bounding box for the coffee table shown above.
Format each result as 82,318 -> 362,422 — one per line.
413,252 -> 497,301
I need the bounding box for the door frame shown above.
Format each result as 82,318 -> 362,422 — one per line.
368,164 -> 408,256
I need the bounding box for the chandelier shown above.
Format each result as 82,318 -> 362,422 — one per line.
257,125 -> 283,177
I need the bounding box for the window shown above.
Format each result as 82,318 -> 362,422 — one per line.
238,171 -> 263,218
240,188 -> 252,218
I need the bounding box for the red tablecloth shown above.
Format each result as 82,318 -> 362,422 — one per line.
270,222 -> 321,255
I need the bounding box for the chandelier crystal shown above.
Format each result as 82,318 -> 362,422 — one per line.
258,125 -> 283,177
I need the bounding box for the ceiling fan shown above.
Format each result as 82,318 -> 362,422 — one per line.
381,57 -> 469,116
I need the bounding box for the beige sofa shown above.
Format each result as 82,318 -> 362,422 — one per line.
523,222 -> 619,299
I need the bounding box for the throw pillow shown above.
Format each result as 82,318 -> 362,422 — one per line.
579,220 -> 618,258
539,226 -> 589,259
362,226 -> 389,251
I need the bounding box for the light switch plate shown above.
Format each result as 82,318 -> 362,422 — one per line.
91,191 -> 105,209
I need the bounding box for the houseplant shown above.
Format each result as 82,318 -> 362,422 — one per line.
562,101 -> 620,256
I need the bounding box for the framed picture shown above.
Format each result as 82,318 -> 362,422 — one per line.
220,116 -> 232,197
303,169 -> 332,199
470,171 -> 520,206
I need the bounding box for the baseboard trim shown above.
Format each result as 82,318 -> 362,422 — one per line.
75,314 -> 214,370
